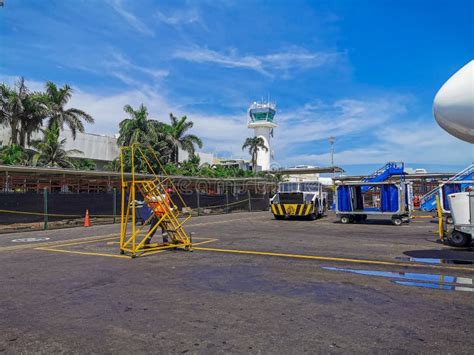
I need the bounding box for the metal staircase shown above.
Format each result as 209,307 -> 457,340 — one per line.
119,144 -> 192,257
361,162 -> 404,192
420,163 -> 474,211
137,180 -> 191,246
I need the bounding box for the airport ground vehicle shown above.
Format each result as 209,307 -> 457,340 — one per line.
436,180 -> 474,224
335,181 -> 413,226
270,181 -> 327,220
446,191 -> 474,247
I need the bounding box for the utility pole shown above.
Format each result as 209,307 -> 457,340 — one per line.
328,136 -> 336,178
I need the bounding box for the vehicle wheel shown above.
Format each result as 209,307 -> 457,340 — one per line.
446,216 -> 453,224
307,212 -> 317,220
274,214 -> 285,220
314,200 -> 321,218
449,231 -> 472,248
391,217 -> 403,226
340,215 -> 350,224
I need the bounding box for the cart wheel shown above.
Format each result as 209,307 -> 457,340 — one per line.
340,215 -> 350,224
449,231 -> 472,248
391,217 -> 403,226
274,214 -> 285,220
308,212 -> 317,221
446,216 -> 453,224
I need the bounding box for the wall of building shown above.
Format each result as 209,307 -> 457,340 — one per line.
0,126 -> 214,168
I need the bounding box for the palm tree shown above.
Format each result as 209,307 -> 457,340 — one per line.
18,91 -> 48,147
0,78 -> 29,145
117,104 -> 163,146
31,122 -> 82,168
242,137 -> 268,172
44,81 -> 94,139
165,113 -> 203,163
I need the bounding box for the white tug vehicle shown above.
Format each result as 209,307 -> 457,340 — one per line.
270,181 -> 327,220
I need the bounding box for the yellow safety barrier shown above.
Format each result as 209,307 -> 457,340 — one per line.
0,209 -> 115,218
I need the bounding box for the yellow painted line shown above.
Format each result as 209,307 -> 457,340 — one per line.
0,234 -> 117,252
37,238 -> 219,259
35,247 -> 129,259
186,216 -> 266,228
194,247 -> 474,272
43,236 -> 117,248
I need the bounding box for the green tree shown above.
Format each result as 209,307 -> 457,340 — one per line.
0,144 -> 31,165
74,158 -> 96,171
0,78 -> 45,146
44,81 -> 94,139
165,113 -> 203,164
31,122 -> 82,168
117,104 -> 164,146
242,137 -> 268,172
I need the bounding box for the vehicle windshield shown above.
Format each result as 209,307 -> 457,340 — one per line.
299,182 -> 320,192
279,182 -> 299,192
279,182 -> 320,192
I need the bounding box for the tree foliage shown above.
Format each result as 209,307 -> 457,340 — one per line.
30,122 -> 83,168
242,136 -> 268,172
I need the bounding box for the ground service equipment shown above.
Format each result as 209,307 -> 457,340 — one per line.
270,181 -> 327,220
336,181 -> 413,226
420,163 -> 474,211
447,191 -> 474,247
361,162 -> 404,192
119,144 -> 192,258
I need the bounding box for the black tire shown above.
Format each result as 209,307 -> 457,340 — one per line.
392,217 -> 403,226
449,231 -> 472,248
340,215 -> 350,224
446,216 -> 454,224
274,214 -> 285,220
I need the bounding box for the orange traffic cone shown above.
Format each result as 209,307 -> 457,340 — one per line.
84,209 -> 91,227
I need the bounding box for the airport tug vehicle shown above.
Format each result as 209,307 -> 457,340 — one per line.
446,190 -> 474,247
271,181 -> 327,220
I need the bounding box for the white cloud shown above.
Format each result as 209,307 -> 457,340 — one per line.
3,76 -> 470,168
277,117 -> 473,167
273,96 -> 408,151
107,0 -> 154,36
173,46 -> 341,76
155,8 -> 203,26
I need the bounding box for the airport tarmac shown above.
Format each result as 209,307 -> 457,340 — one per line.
0,211 -> 473,353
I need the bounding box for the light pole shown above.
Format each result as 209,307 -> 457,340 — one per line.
328,136 -> 336,178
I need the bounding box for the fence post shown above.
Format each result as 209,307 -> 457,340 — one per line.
248,190 -> 252,212
226,190 -> 229,214
196,189 -> 200,216
113,187 -> 117,223
43,187 -> 48,230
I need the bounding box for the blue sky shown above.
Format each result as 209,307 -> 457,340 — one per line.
0,0 -> 472,174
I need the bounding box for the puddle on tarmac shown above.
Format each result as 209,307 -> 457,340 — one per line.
322,267 -> 474,292
396,256 -> 474,265
394,281 -> 474,292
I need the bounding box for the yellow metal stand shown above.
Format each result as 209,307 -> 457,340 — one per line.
119,144 -> 192,258
435,194 -> 444,241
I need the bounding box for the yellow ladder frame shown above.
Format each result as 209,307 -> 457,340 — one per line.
119,144 -> 192,258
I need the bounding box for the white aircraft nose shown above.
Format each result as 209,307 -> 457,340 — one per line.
433,60 -> 474,143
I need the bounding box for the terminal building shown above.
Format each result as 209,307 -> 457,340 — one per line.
0,127 -> 214,169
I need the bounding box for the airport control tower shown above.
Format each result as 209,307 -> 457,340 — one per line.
248,101 -> 277,171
